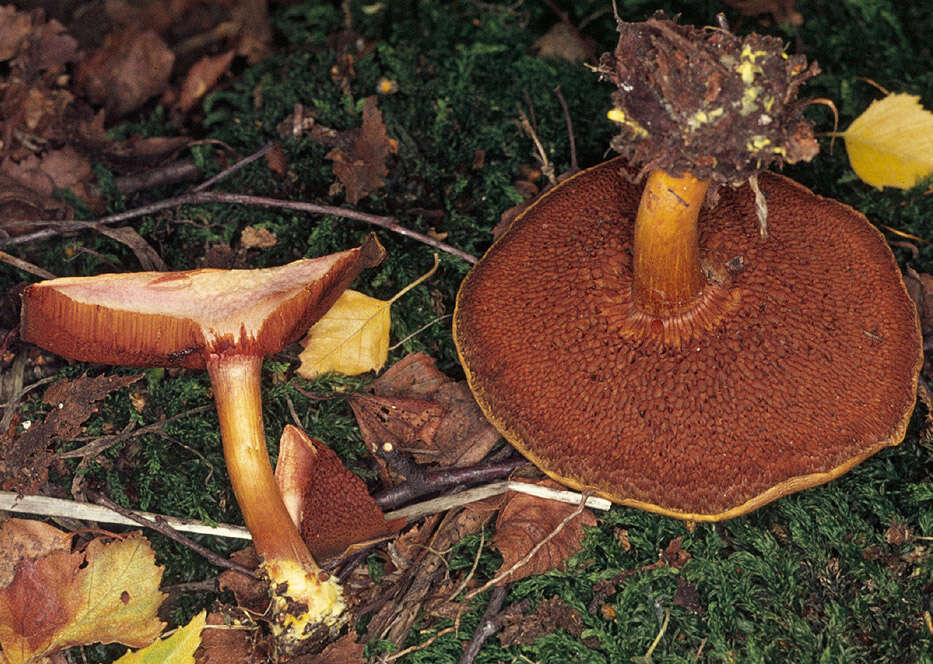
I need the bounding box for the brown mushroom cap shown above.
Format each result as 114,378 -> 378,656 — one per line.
20,238 -> 385,368
453,158 -> 922,521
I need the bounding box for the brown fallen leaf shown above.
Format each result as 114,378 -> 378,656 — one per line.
196,609 -> 265,664
176,50 -> 235,113
274,425 -> 405,561
348,393 -> 445,459
0,530 -> 165,664
492,480 -> 597,584
499,596 -> 589,647
239,225 -> 277,250
0,519 -> 71,589
0,373 -> 142,492
0,173 -> 71,237
357,353 -> 502,467
96,226 -> 168,271
532,23 -> 592,63
76,26 -> 174,118
326,96 -> 396,204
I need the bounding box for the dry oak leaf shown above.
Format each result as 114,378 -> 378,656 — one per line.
492,481 -> 597,584
326,95 -> 397,204
0,533 -> 165,664
347,392 -> 444,459
113,610 -> 206,664
843,93 -> 933,189
297,255 -> 437,379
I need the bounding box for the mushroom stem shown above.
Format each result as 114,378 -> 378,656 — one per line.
632,169 -> 710,317
207,353 -> 345,643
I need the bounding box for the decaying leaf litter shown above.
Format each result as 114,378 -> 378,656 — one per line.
1,1 -> 932,663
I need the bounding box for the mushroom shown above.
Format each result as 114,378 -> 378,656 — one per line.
19,237 -> 385,647
453,17 -> 922,521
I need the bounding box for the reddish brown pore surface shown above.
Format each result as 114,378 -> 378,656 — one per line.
453,158 -> 922,520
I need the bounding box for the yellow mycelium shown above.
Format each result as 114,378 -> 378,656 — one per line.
264,559 -> 347,645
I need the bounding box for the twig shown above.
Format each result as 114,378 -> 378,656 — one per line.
458,584 -> 509,664
112,160 -> 201,195
381,480 -> 610,521
381,626 -> 456,662
463,491 -> 592,600
388,314 -> 453,351
2,191 -> 478,264
0,249 -> 56,279
0,490 -> 250,540
192,141 -> 276,193
88,491 -> 256,578
373,458 -> 525,510
58,404 -> 213,459
553,85 -> 579,174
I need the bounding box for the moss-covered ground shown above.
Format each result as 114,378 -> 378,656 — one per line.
3,0 -> 932,662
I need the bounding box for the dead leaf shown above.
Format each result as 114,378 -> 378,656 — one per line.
499,596 -> 587,647
293,632 -> 364,664
492,480 -> 597,584
0,519 -> 71,589
274,425 -> 404,560
0,373 -> 142,492
0,173 -> 71,237
326,96 -> 396,204
96,226 -> 168,271
176,51 -> 235,113
195,609 -> 265,664
356,353 -> 502,468
348,393 -> 445,459
76,27 -> 174,118
114,610 -> 205,664
843,93 -> 933,189
239,225 -> 277,250
532,23 -> 591,63
0,6 -> 31,62
0,533 -> 165,664
298,256 -> 437,379
370,352 -> 449,398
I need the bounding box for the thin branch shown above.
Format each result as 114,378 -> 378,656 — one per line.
373,458 -> 525,510
88,491 -> 256,578
192,141 -> 276,193
0,249 -> 56,279
458,584 -> 509,664
2,191 -> 477,264
382,480 -> 609,522
553,85 -> 579,174
0,490 -> 250,540
58,404 -> 213,459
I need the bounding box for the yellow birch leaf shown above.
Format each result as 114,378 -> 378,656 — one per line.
113,610 -> 206,664
298,255 -> 438,379
843,93 -> 933,189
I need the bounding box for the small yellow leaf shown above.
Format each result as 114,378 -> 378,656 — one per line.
843,93 -> 933,189
113,610 -> 207,664
298,255 -> 438,379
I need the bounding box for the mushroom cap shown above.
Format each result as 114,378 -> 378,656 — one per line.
453,158 -> 922,521
20,237 -> 385,369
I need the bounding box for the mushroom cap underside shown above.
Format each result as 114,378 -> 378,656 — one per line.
453,158 -> 922,521
20,238 -> 385,369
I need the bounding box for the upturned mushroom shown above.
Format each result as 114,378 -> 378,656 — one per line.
19,237 -> 384,648
453,16 -> 922,521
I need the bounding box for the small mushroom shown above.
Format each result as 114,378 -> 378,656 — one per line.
453,17 -> 922,521
19,237 -> 384,648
